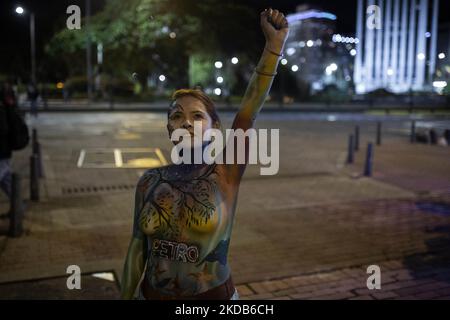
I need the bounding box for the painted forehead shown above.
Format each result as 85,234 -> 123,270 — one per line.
168,98 -> 207,115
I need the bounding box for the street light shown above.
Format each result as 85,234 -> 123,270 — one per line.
15,5 -> 36,84
231,57 -> 238,64
325,63 -> 338,76
214,61 -> 223,69
286,48 -> 296,56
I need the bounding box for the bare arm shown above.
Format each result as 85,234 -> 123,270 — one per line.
121,180 -> 148,299
226,8 -> 289,181
121,237 -> 146,299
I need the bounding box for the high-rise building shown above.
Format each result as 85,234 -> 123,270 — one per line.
285,6 -> 338,90
353,0 -> 440,94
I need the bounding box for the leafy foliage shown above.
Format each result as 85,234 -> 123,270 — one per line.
46,0 -> 260,84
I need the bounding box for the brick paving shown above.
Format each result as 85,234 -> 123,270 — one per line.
0,112 -> 449,299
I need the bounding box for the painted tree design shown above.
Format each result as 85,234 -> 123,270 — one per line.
139,165 -> 218,238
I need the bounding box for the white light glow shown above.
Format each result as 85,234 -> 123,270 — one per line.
169,32 -> 176,39
438,53 -> 446,60
214,88 -> 221,95
350,49 -> 356,56
231,57 -> 238,64
387,68 -> 394,76
327,115 -> 337,121
281,58 -> 288,65
214,61 -> 223,69
417,53 -> 425,60
286,48 -> 296,56
329,63 -> 338,71
432,81 -> 447,88
15,6 -> 24,14
291,65 -> 299,72
216,76 -> 223,83
306,40 -> 314,47
158,75 -> 166,82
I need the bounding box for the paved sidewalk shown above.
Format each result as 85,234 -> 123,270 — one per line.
0,113 -> 449,299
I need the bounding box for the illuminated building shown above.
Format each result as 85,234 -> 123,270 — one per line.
353,0 -> 440,94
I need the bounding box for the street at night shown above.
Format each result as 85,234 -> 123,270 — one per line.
1,111 -> 450,300
0,0 -> 450,311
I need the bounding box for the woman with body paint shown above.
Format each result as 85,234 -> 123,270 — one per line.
121,8 -> 289,300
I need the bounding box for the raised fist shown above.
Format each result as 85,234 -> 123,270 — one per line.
260,8 -> 290,54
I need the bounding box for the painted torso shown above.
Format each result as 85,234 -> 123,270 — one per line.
137,163 -> 238,297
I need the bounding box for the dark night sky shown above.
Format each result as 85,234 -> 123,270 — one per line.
1,0 -> 449,79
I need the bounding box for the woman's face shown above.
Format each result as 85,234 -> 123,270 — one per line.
167,95 -> 218,145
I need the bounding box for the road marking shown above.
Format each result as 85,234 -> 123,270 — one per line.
77,148 -> 167,168
155,148 -> 168,165
114,149 -> 123,167
77,149 -> 86,168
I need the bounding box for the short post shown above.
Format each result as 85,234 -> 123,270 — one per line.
410,120 -> 416,143
429,129 -> 437,145
364,143 -> 374,177
32,128 -> 38,154
354,125 -> 360,151
376,121 -> 382,146
30,154 -> 39,202
36,141 -> 44,178
8,173 -> 23,237
347,134 -> 354,164
32,129 -> 44,178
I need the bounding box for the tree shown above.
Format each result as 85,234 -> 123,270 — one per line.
46,0 -> 260,88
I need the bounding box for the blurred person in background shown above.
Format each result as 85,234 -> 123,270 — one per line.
0,81 -> 16,200
27,82 -> 39,117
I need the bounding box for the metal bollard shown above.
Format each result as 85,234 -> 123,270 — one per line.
376,122 -> 382,146
32,128 -> 38,154
410,120 -> 416,143
30,154 -> 40,202
364,143 -> 374,177
347,134 -> 354,164
32,129 -> 44,178
36,142 -> 44,178
354,125 -> 360,151
429,129 -> 437,145
9,173 -> 23,237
